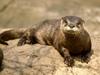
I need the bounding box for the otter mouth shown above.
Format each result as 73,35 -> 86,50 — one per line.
63,26 -> 80,35
66,30 -> 76,34
65,30 -> 80,36
66,30 -> 75,33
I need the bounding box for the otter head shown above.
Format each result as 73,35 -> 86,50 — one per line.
60,16 -> 85,36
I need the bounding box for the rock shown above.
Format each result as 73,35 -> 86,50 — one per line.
0,32 -> 99,75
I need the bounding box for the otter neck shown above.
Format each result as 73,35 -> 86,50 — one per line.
65,33 -> 81,42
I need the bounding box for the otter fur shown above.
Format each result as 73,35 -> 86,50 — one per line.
17,16 -> 92,66
0,28 -> 26,45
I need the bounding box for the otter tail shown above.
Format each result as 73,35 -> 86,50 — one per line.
0,28 -> 26,45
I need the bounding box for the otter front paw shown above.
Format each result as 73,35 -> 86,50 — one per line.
64,56 -> 74,67
81,55 -> 90,63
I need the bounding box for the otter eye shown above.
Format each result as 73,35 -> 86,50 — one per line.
77,23 -> 81,28
64,20 -> 68,27
77,22 -> 81,25
64,24 -> 68,27
62,18 -> 69,27
63,20 -> 68,27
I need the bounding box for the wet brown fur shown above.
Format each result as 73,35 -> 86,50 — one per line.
0,29 -> 26,45
17,16 -> 92,66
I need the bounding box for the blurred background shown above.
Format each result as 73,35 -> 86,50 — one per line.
0,0 -> 100,33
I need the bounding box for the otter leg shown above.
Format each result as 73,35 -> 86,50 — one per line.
61,47 -> 74,67
17,30 -> 34,46
17,33 -> 38,46
80,50 -> 93,63
17,36 -> 37,46
17,36 -> 27,46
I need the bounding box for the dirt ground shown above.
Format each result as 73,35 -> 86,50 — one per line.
0,0 -> 100,75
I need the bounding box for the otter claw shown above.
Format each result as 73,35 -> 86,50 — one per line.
64,56 -> 74,67
81,55 -> 90,63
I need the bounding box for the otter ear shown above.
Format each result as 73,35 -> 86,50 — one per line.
62,17 -> 71,24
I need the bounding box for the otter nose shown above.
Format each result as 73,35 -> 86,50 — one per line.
69,25 -> 75,28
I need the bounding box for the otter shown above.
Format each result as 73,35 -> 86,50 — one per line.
17,16 -> 92,66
